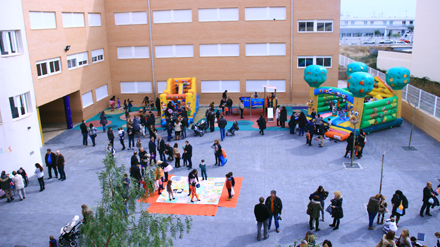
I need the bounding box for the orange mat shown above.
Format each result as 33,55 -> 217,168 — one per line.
139,177 -> 243,216
218,177 -> 243,208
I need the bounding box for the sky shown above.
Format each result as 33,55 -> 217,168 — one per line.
341,0 -> 417,18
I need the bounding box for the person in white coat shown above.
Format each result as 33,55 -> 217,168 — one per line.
275,105 -> 281,126
12,171 -> 26,200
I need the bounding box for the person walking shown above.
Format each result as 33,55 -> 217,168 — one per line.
377,230 -> 397,247
107,127 -> 115,147
265,190 -> 283,233
344,132 -> 355,158
275,105 -> 280,126
45,149 -> 58,179
257,114 -> 266,135
298,112 -> 307,136
167,180 -> 175,201
35,163 -> 45,192
56,150 -> 66,181
11,171 -> 26,200
199,160 -> 207,180
239,100 -> 244,119
391,190 -> 408,226
158,136 -> 166,162
0,171 -> 14,202
254,197 -> 271,241
420,182 -> 435,217
306,119 -> 315,146
329,191 -> 343,230
226,97 -> 233,116
211,139 -> 222,165
308,195 -> 323,231
118,127 -> 126,150
218,115 -> 227,141
226,173 -> 233,201
367,193 -> 382,230
279,106 -> 287,128
309,186 -> 329,222
377,195 -> 388,224
100,111 -> 108,132
80,120 -> 88,146
174,119 -> 182,140
173,143 -> 181,168
148,137 -> 157,165
127,125 -> 135,150
187,169 -> 199,196
184,141 -> 193,169
88,123 -> 97,147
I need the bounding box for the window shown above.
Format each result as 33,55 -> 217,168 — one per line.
153,10 -> 192,23
88,13 -> 101,26
201,80 -> 240,93
29,11 -> 56,30
245,43 -> 285,56
390,21 -> 393,25
246,80 -> 285,92
157,81 -> 167,93
0,31 -> 20,56
81,91 -> 93,108
383,21 -> 387,25
120,82 -> 152,94
155,45 -> 193,58
91,49 -> 104,63
36,57 -> 61,77
298,20 -> 333,32
62,12 -> 85,28
297,56 -> 332,68
95,85 -> 108,101
114,12 -> 147,25
117,46 -> 149,59
198,8 -> 239,22
67,52 -> 88,69
245,7 -> 286,21
200,44 -> 239,57
410,21 -> 413,24
9,92 -> 32,119
370,21 -> 374,25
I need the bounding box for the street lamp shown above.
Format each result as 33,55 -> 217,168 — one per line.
402,101 -> 417,151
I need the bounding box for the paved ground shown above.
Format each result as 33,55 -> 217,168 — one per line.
1,112 -> 439,247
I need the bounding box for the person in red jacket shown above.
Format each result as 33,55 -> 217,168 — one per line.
226,173 -> 233,201
190,182 -> 200,202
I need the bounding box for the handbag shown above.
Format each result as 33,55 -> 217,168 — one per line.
396,201 -> 404,214
325,205 -> 333,215
307,204 -> 312,215
231,187 -> 235,196
176,153 -> 181,158
163,164 -> 173,173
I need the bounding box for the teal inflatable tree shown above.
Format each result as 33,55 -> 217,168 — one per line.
304,65 -> 327,88
386,67 -> 410,90
347,72 -> 374,98
347,62 -> 368,77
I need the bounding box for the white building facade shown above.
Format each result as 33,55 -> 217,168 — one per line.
0,0 -> 43,173
340,17 -> 414,38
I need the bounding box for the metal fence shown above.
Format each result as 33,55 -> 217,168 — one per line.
339,54 -> 440,119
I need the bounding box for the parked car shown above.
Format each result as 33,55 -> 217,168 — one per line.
379,39 -> 394,44
363,40 -> 376,44
399,39 -> 411,43
396,40 -> 405,44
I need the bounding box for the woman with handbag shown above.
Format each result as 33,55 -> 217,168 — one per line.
88,123 -> 97,147
211,139 -> 222,166
329,191 -> 343,230
391,190 -> 408,226
173,143 -> 181,168
307,195 -> 323,231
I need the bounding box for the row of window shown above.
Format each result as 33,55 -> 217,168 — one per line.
81,84 -> 108,108
27,10 -> 333,33
7,92 -> 32,120
36,49 -> 104,78
341,20 -> 414,26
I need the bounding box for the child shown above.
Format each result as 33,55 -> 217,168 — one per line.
49,235 -> 57,247
435,232 -> 440,247
215,109 -> 220,123
199,160 -> 207,181
190,181 -> 200,202
117,98 -> 121,109
377,196 -> 388,224
154,166 -> 164,195
166,123 -> 173,142
311,108 -> 316,119
140,178 -> 151,197
226,173 -> 232,201
107,143 -> 115,158
167,180 -> 175,201
383,217 -> 397,234
118,127 -> 126,150
228,172 -> 235,197
136,139 -> 142,150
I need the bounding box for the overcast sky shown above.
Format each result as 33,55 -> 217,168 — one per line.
341,0 -> 417,18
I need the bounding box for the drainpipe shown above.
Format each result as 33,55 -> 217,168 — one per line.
290,0 -> 293,101
147,0 -> 156,99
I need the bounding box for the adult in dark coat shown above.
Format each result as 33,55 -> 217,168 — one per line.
356,129 -> 366,159
45,149 -> 58,179
257,115 -> 266,135
207,110 -> 215,132
138,148 -> 148,167
130,163 -> 142,182
181,116 -> 188,139
390,190 -> 408,226
158,136 -> 166,161
0,171 -> 13,202
184,141 -> 193,169
254,197 -> 271,241
100,111 -> 108,132
420,182 -> 435,217
306,120 -> 315,146
298,112 -> 307,136
155,97 -> 161,116
329,191 -> 343,230
226,97 -> 233,116
218,115 -> 227,141
107,127 -> 115,147
308,195 -> 323,231
131,151 -> 139,167
367,193 -> 381,229
288,113 -> 297,134
222,90 -> 227,100
344,132 -> 354,158
279,106 -> 287,128
219,98 -> 227,114
265,190 -> 282,233
80,120 -> 88,146
309,186 -> 329,221
148,137 -> 157,165
55,150 -> 66,181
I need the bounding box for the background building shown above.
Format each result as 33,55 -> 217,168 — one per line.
0,0 -> 43,173
340,17 -> 414,38
19,0 -> 340,127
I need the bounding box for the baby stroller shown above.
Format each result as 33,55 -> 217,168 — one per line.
198,120 -> 209,133
59,215 -> 82,247
191,123 -> 204,137
226,121 -> 239,136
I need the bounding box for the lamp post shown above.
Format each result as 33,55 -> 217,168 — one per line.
403,101 -> 417,151
349,112 -> 360,167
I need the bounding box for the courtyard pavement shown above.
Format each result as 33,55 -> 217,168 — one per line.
1,112 -> 439,247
